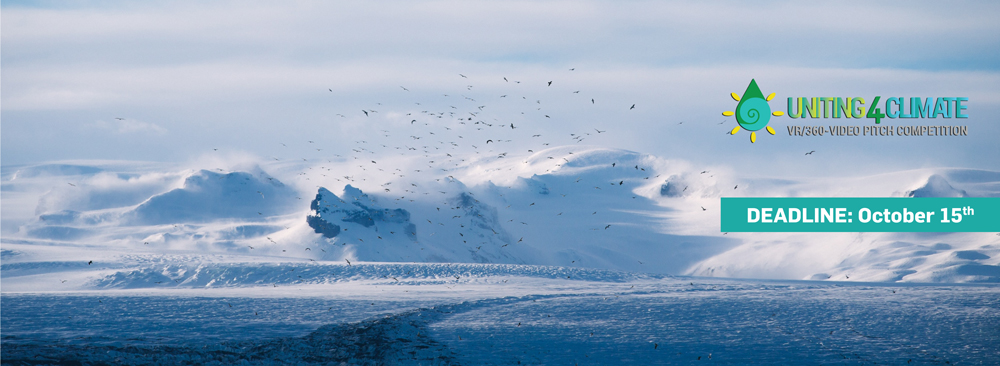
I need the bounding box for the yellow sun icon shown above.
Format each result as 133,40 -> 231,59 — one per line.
723,79 -> 784,143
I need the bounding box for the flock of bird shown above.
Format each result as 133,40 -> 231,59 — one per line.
256,70 -> 708,268
100,70 -> 753,266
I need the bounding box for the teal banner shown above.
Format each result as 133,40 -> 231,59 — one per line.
721,197 -> 1000,232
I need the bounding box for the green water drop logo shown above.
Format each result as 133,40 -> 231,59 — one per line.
723,79 -> 782,143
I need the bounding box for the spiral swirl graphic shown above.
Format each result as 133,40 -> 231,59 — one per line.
736,97 -> 770,131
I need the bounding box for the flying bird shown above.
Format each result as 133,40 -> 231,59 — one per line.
595,129 -> 605,133
630,104 -> 635,110
362,110 -> 369,116
805,150 -> 816,155
547,81 -> 552,86
459,74 -> 467,78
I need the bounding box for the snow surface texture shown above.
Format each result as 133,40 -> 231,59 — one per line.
3,147 -> 999,285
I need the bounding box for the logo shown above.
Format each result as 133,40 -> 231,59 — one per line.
723,79 -> 783,143
722,80 -> 970,140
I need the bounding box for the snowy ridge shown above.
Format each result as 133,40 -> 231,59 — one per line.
905,174 -> 968,198
3,147 -> 1000,286
126,169 -> 298,225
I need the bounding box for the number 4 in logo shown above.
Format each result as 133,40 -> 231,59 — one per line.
866,96 -> 885,124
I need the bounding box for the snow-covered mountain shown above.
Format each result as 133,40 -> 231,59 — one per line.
2,146 -> 999,290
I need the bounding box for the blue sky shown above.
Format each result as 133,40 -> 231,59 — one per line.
3,0 -> 998,176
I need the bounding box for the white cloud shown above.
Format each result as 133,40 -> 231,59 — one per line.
92,118 -> 167,135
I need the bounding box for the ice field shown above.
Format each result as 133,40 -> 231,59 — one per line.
3,265 -> 999,364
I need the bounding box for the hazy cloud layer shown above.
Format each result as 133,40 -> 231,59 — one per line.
2,1 -> 998,175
